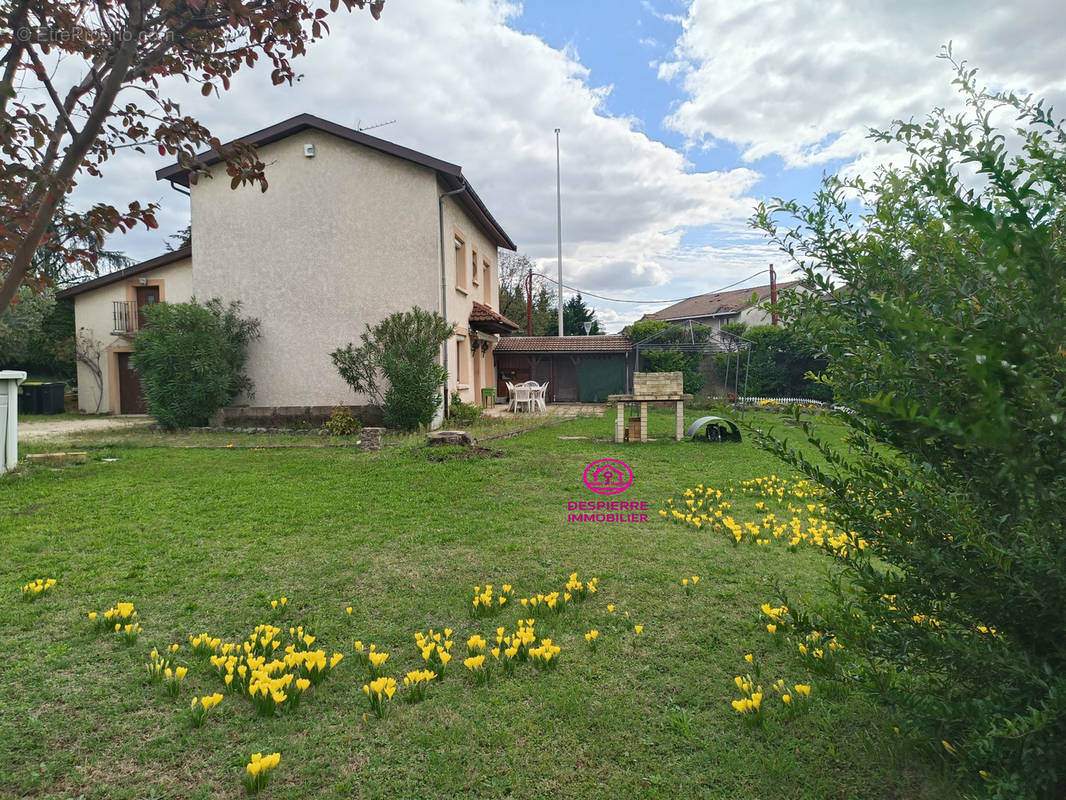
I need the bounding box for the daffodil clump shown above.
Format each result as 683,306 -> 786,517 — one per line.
564,572 -> 598,602
201,623 -> 341,717
244,751 -> 281,795
90,602 -> 139,635
731,674 -> 764,724
681,575 -> 700,596
190,633 -> 221,659
463,653 -> 490,684
515,572 -> 601,615
188,693 -> 224,727
21,577 -> 56,600
464,634 -> 499,684
795,630 -> 844,674
470,583 -> 513,617
584,629 -> 599,651
413,630 -> 454,677
760,602 -> 790,634
164,665 -> 188,697
268,596 -> 288,614
363,677 -> 397,718
146,644 -> 180,684
529,637 -> 561,671
662,476 -> 869,557
366,648 -> 390,680
402,669 -> 436,703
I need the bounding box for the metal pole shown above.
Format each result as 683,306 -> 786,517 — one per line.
555,128 -> 563,337
741,345 -> 752,421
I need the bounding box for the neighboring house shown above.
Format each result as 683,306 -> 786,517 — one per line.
639,280 -> 801,330
58,114 -> 519,419
494,335 -> 630,403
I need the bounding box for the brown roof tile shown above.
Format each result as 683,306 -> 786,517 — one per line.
469,301 -> 519,334
642,280 -> 801,322
494,335 -> 631,353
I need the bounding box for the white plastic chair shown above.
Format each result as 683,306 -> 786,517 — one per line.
513,384 -> 534,413
505,381 -> 516,412
536,381 -> 549,412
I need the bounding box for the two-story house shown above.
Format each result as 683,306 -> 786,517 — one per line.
59,114 -> 519,421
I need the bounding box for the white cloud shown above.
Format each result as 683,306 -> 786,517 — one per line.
663,0 -> 1066,169
83,0 -> 760,306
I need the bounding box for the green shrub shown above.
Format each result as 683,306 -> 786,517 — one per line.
642,349 -> 705,394
132,299 -> 260,429
448,397 -> 482,425
331,307 -> 453,431
753,62 -> 1066,799
731,325 -> 832,401
323,405 -> 361,436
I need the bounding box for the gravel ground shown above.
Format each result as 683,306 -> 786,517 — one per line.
17,415 -> 150,442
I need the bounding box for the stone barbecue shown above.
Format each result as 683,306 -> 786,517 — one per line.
607,372 -> 693,442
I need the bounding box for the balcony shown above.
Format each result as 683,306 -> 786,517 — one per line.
112,301 -> 143,335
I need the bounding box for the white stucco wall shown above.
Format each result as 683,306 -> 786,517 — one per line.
191,130 -> 445,408
190,128 -> 507,410
441,189 -> 502,405
72,258 -> 193,413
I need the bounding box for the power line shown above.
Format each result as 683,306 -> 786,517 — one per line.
528,268 -> 770,305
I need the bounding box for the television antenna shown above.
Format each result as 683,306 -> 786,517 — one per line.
356,119 -> 397,133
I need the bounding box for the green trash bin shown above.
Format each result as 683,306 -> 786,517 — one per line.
18,381 -> 65,414
18,382 -> 41,414
39,382 -> 65,414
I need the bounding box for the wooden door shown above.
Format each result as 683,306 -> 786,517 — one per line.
117,352 -> 146,414
135,285 -> 159,330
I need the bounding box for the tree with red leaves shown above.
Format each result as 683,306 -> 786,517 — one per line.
0,0 -> 384,309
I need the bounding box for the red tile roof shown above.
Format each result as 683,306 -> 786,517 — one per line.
494,335 -> 631,353
469,301 -> 519,334
642,280 -> 801,322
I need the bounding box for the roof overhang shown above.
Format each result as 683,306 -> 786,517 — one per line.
56,247 -> 192,299
469,301 -> 520,335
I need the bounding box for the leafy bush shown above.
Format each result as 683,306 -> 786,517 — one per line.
323,405 -> 361,436
132,298 -> 260,429
448,397 -> 482,425
642,350 -> 705,394
331,307 -> 453,431
731,325 -> 831,401
626,319 -> 706,394
754,63 -> 1066,799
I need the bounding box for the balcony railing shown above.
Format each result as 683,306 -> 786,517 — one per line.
112,300 -> 140,334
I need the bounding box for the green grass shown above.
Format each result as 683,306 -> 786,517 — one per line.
0,409 -> 957,799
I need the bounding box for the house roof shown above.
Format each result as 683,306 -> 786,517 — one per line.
641,280 -> 801,322
469,301 -> 519,334
494,335 -> 631,354
155,113 -> 516,251
55,247 -> 191,299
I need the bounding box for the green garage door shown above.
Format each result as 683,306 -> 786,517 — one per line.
577,356 -> 625,402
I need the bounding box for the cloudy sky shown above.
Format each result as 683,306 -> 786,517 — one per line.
81,0 -> 1066,331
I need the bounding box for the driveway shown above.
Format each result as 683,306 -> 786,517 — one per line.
17,415 -> 150,442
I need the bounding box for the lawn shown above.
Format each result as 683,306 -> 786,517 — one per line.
0,408 -> 957,799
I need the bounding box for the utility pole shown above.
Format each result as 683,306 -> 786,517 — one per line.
555,128 -> 564,337
769,263 -> 779,326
